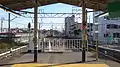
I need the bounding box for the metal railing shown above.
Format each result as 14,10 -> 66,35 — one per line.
38,39 -> 82,52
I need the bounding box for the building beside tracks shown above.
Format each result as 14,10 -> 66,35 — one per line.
93,11 -> 120,44
65,15 -> 76,36
65,15 -> 93,39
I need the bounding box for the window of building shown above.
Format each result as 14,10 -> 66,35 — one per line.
88,24 -> 93,27
114,24 -> 118,29
104,16 -> 110,20
113,33 -> 120,38
107,24 -> 110,29
118,25 -> 120,28
104,34 -> 108,37
107,24 -> 119,29
104,16 -> 119,20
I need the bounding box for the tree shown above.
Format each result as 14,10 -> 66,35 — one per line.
74,29 -> 81,35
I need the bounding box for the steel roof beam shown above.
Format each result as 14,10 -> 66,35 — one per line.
0,4 -> 21,16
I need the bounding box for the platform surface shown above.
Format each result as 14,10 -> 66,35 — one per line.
0,52 -> 120,67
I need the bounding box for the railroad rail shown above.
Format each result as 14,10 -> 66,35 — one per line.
89,44 -> 120,63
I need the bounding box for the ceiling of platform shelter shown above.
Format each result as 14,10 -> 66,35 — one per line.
0,0 -> 108,11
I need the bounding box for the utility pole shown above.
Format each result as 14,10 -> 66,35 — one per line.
1,18 -> 4,32
39,23 -> 40,39
8,13 -> 10,33
8,13 -> 11,40
39,9 -> 44,39
50,21 -> 53,36
52,23 -> 53,36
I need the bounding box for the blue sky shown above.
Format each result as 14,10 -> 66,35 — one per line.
0,3 -> 93,31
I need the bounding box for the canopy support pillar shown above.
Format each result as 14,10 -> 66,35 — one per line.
33,0 -> 38,63
82,0 -> 87,63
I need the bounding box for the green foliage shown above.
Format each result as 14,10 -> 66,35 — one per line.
0,39 -> 17,49
74,29 -> 81,35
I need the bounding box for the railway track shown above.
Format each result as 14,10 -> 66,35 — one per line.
88,44 -> 120,63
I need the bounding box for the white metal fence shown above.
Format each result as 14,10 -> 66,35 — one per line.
37,38 -> 82,52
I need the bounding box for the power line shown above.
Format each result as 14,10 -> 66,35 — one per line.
21,12 -> 82,18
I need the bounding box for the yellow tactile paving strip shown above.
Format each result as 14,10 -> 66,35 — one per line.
12,64 -> 109,67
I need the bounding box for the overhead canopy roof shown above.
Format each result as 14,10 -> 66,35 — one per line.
0,0 -> 107,11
